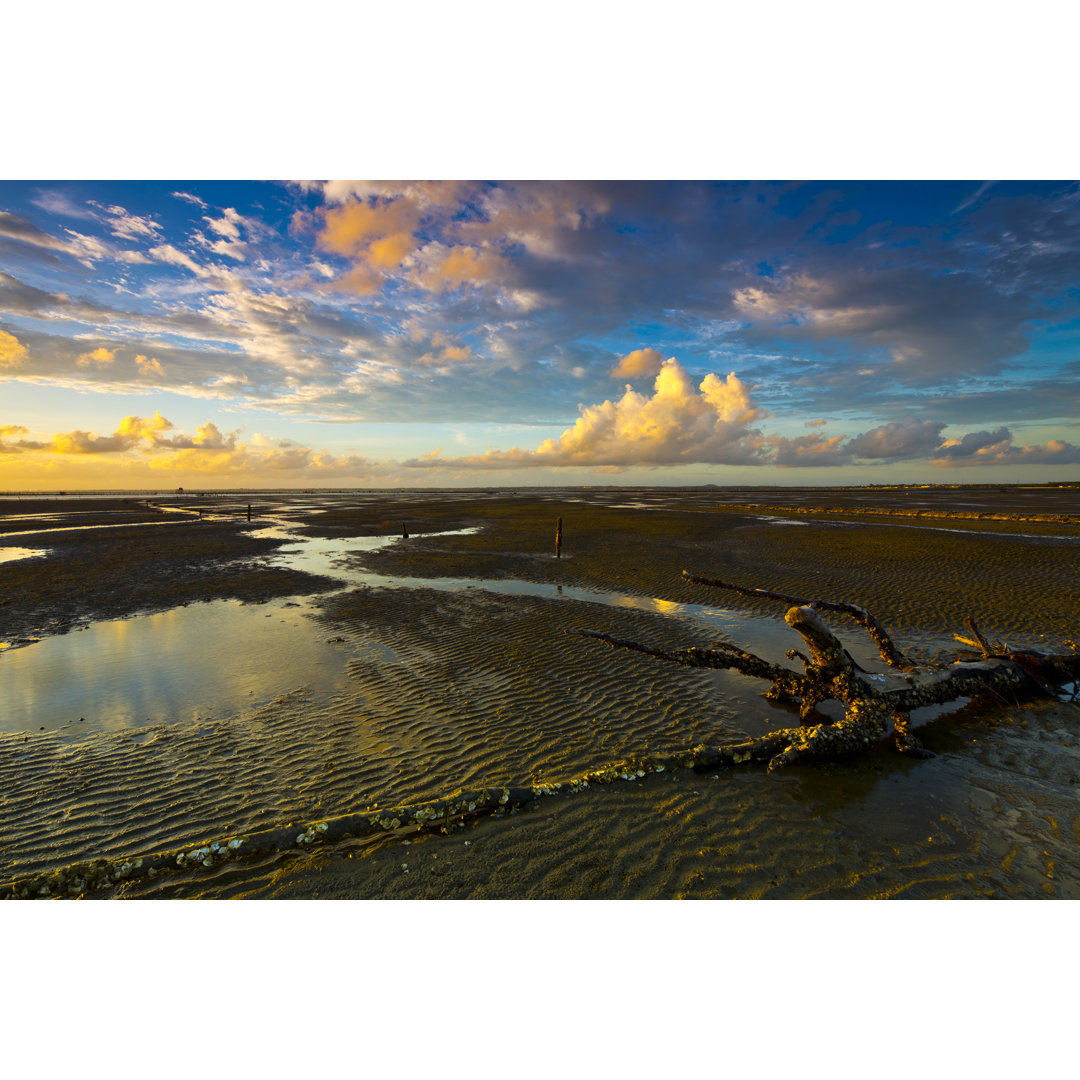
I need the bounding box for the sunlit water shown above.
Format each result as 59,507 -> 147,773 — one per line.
0,513 -> 888,737
0,547 -> 46,565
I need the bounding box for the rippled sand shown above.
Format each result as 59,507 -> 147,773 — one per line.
2,489 -> 1078,899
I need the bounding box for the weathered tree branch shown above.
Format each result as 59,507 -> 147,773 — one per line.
584,578 -> 1080,772
682,570 -> 913,669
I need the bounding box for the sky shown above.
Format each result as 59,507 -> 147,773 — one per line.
2,178 -> 1079,489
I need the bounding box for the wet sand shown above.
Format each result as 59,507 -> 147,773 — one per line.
2,488 -> 1078,899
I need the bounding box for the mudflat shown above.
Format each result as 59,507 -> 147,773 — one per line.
2,487 -> 1078,899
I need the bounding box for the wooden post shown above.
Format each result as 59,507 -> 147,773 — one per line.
247,504 -> 251,521
401,523 -> 409,539
555,517 -> 563,558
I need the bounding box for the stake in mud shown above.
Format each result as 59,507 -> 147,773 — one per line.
581,571 -> 1080,771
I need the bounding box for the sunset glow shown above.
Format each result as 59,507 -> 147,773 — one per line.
2,180 -> 1078,489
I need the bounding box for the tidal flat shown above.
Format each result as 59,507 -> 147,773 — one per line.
1,486 -> 1079,899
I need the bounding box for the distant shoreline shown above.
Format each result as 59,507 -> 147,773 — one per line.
2,480 -> 1080,498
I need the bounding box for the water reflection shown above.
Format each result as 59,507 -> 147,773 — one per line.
0,547 -> 45,564
0,599 -> 349,736
0,515 -> 903,738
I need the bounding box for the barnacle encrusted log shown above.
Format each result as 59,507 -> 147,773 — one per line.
583,575 -> 1080,772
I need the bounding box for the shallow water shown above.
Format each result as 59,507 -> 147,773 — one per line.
1,517 -> 843,736
0,547 -> 45,565
0,599 -> 350,735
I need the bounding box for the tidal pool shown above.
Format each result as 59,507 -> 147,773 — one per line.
0,516 -> 871,738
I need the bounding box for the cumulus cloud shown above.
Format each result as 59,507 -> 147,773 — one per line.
930,427 -> 1080,466
610,348 -> 665,379
134,354 -> 165,378
4,409 -> 387,483
0,424 -> 48,453
767,431 -> 852,468
849,416 -> 948,460
75,346 -> 117,369
409,242 -> 510,293
317,195 -> 423,288
312,184 -> 604,302
5,181 -> 1080,466
405,359 -> 767,471
51,411 -> 175,454
0,328 -> 29,369
932,427 -> 1013,461
416,335 -> 474,368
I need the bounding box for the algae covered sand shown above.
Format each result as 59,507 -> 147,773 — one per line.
2,488 -> 1078,899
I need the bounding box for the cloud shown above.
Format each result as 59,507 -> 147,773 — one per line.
409,243 -> 510,293
5,181 -> 1080,455
44,412 -> 246,457
0,329 -> 29,369
404,359 -> 767,471
87,201 -> 162,242
610,348 -> 665,379
134,354 -> 165,378
193,207 -> 269,262
932,426 -> 1013,461
0,211 -> 148,268
0,424 -> 48,453
312,184 -> 601,301
767,432 -> 852,468
849,416 -> 948,460
313,181 -> 474,208
953,181 -> 997,214
927,427 -> 1080,466
8,409 -> 386,483
453,182 -> 610,259
149,243 -> 204,276
731,264 -> 1033,381
204,208 -> 245,241
317,196 -> 422,275
29,190 -> 98,220
51,411 -> 174,454
417,338 -> 474,368
75,346 -> 117,369
0,210 -> 71,252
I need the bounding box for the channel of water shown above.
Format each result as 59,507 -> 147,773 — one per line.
0,517 -> 899,737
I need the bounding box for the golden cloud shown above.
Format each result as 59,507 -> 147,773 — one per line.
50,411 -> 174,454
610,348 -> 665,379
0,329 -> 28,369
412,244 -> 509,293
366,231 -> 416,270
317,197 -> 422,276
0,423 -> 48,453
405,359 -> 767,471
75,346 -> 117,369
135,354 -> 165,378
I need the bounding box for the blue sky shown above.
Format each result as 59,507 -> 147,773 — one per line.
2,179 -> 1079,487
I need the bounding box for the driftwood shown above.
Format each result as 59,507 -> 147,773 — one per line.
582,572 -> 1080,771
